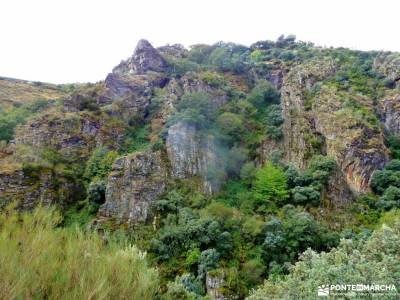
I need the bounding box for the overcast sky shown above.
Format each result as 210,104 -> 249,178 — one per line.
1,0 -> 399,84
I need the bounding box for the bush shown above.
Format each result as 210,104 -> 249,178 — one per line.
87,180 -> 106,205
292,186 -> 321,206
0,205 -> 158,299
377,186 -> 400,211
198,249 -> 220,278
260,206 -> 338,275
217,112 -> 244,141
247,81 -> 280,109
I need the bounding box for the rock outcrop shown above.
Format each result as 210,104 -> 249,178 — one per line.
113,39 -> 167,75
374,52 -> 400,85
281,59 -> 338,168
281,59 -> 389,200
14,112 -> 124,160
0,167 -> 83,210
98,151 -> 169,224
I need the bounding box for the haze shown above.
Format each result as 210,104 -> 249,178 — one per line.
1,0 -> 399,84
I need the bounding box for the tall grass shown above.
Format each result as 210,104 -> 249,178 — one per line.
0,205 -> 158,300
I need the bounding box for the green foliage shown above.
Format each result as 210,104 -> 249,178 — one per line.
87,180 -> 106,205
198,248 -> 220,278
252,162 -> 289,207
377,186 -> 400,210
122,125 -> 150,153
0,205 -> 158,299
217,112 -> 244,140
84,146 -> 118,181
265,104 -> 284,141
292,186 -> 320,206
387,134 -> 400,159
207,42 -> 248,74
151,209 -> 223,261
0,99 -> 49,142
249,223 -> 400,300
370,160 -> 400,205
247,80 -> 280,109
172,92 -> 217,129
260,206 -> 339,275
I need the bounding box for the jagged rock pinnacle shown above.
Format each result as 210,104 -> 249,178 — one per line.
113,39 -> 167,75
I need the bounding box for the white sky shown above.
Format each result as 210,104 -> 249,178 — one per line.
1,0 -> 399,84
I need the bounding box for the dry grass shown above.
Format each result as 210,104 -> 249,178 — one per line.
0,78 -> 66,109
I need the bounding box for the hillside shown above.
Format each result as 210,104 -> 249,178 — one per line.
0,36 -> 400,299
0,76 -> 67,109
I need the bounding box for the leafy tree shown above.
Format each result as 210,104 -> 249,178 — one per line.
384,159 -> 400,171
308,155 -> 336,185
240,162 -> 257,184
225,146 -> 249,178
217,112 -> 244,141
253,162 -> 289,206
260,205 -> 338,275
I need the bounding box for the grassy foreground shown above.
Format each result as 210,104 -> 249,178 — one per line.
0,205 -> 158,300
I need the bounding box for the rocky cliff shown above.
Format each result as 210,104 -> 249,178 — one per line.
1,38 -> 399,224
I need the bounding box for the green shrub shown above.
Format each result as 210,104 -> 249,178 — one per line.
84,146 -> 118,181
292,186 -> 321,206
377,186 -> 400,211
247,81 -> 280,109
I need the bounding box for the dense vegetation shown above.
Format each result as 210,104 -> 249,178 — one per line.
1,35 -> 400,299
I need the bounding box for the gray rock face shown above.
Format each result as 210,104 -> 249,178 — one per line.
14,112 -> 123,160
100,72 -> 168,117
166,122 -> 222,194
113,39 -> 167,75
379,94 -> 400,136
98,151 -> 168,224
